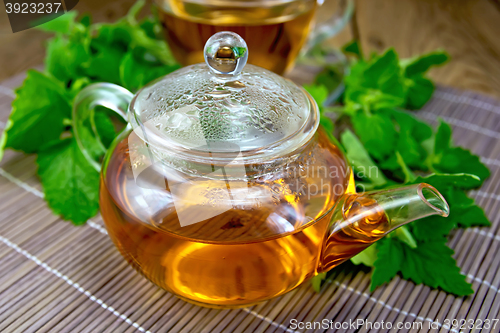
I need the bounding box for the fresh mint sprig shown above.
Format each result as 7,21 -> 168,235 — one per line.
0,0 -> 180,223
309,41 -> 490,296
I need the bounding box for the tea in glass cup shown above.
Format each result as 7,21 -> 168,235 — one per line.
156,0 -> 317,74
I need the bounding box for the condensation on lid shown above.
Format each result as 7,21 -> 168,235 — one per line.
129,31 -> 313,155
132,63 -> 311,153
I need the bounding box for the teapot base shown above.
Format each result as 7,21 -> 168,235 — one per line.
175,295 -> 265,309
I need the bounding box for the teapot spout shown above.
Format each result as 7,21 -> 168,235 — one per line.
318,183 -> 449,272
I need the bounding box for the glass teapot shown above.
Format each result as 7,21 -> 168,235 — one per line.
73,32 -> 450,308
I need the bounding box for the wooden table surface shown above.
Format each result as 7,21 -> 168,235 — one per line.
1,0 -> 500,98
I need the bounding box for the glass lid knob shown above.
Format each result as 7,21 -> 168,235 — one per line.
204,31 -> 248,77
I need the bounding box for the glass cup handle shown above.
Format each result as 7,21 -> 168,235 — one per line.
72,83 -> 134,172
305,0 -> 355,52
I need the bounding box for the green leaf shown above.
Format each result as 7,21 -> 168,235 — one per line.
45,34 -> 91,84
372,238 -> 473,296
94,111 -> 120,148
311,273 -> 327,292
430,121 -> 490,183
340,129 -> 387,186
37,11 -> 83,34
393,226 -> 418,248
119,50 -> 180,91
396,151 -> 417,183
92,12 -> 177,68
412,211 -> 456,241
320,115 -> 334,134
402,51 -> 450,78
352,112 -> 398,160
80,14 -> 91,27
371,238 -> 404,291
351,244 -> 377,267
448,190 -> 490,228
1,70 -> 70,158
435,147 -> 490,183
85,40 -> 127,85
400,240 -> 473,296
405,75 -> 435,109
433,120 -> 452,154
304,84 -> 328,108
314,66 -> 343,94
37,138 -> 100,224
342,40 -> 363,59
413,173 -> 482,190
411,179 -> 489,241
126,0 -> 146,21
359,49 -> 406,99
383,108 -> 433,143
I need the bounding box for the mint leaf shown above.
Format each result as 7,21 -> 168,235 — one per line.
411,175 -> 489,240
314,66 -> 343,94
37,11 -> 83,34
351,244 -> 377,267
393,226 -> 418,248
84,39 -> 125,85
395,152 -> 416,183
413,173 -> 482,190
352,112 -> 397,160
448,190 -> 490,228
45,34 -> 91,84
320,115 -> 334,134
94,111 -> 120,148
387,108 -> 433,143
304,84 -> 328,109
311,273 -> 327,292
358,49 -> 406,99
405,75 -> 435,109
37,138 -> 100,224
412,209 -> 456,241
371,238 -> 404,291
431,121 -> 490,183
433,119 -> 452,153
400,240 -> 473,295
435,147 -> 490,183
1,70 -> 70,157
340,129 -> 387,186
402,51 -> 449,78
119,50 -> 179,91
342,40 -> 363,59
344,50 -> 407,112
372,238 -> 473,296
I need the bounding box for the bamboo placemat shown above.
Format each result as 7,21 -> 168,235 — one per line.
0,70 -> 499,333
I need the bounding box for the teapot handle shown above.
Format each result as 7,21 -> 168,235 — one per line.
72,83 -> 134,171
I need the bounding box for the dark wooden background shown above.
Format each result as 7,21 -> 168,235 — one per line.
1,0 -> 500,98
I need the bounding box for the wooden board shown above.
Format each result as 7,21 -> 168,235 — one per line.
355,0 -> 500,97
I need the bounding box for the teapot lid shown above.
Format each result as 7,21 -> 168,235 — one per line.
129,32 -> 318,161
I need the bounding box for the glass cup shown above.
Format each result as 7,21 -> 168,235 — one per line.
155,0 -> 354,75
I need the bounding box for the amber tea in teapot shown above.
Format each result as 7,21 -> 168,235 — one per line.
100,129 -> 356,307
73,32 -> 450,308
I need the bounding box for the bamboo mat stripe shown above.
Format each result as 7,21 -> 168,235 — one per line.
0,70 -> 499,333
